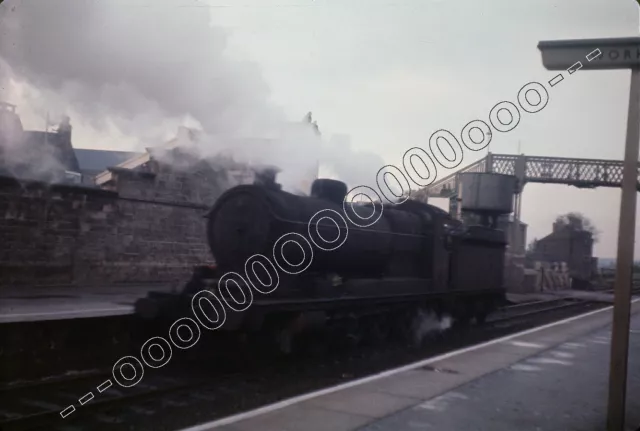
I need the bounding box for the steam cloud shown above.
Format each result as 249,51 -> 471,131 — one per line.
412,309 -> 452,346
0,0 -> 385,191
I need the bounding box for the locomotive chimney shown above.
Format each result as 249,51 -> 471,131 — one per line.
254,165 -> 282,191
311,178 -> 348,204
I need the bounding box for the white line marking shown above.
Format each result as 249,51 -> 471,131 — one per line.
508,341 -> 545,349
560,342 -> 586,349
79,392 -> 94,405
527,357 -> 572,366
177,299 -> 640,431
550,351 -> 574,359
510,364 -> 543,372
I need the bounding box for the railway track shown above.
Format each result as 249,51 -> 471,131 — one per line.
602,286 -> 640,295
0,296 -> 616,431
0,366 -> 212,431
490,298 -> 594,324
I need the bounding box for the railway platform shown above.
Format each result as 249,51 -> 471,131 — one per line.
181,299 -> 640,431
0,285 -> 617,324
0,283 -> 175,323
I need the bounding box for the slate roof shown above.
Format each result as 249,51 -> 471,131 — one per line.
74,149 -> 144,173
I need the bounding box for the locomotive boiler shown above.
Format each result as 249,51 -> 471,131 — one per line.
211,177 -> 450,284
135,171 -> 508,351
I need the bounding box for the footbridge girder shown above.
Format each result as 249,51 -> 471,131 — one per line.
413,153 -> 640,202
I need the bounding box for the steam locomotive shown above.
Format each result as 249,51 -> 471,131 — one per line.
135,172 -> 507,351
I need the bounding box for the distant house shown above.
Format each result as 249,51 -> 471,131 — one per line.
74,148 -> 144,184
94,127 -> 256,187
0,103 -> 81,183
2,105 -> 317,194
529,220 -> 596,281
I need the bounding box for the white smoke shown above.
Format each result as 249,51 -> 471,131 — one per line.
0,0 -> 385,192
412,309 -> 453,346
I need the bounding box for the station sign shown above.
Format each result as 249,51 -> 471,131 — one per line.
538,37 -> 640,70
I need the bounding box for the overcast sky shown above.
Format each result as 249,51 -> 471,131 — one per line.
1,0 -> 637,258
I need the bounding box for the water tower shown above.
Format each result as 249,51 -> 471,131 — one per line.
458,172 -> 517,229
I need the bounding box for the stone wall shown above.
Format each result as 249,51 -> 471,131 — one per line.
533,261 -> 571,291
505,254 -> 572,293
0,156 -> 241,287
532,229 -> 594,280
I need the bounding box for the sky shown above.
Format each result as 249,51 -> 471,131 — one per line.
0,0 -> 638,258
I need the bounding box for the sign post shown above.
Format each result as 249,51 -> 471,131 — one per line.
538,37 -> 640,431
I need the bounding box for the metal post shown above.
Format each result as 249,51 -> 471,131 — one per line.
456,178 -> 463,221
607,67 -> 640,431
511,194 -> 519,254
514,192 -> 523,255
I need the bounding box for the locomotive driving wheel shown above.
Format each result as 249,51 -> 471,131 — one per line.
362,314 -> 391,346
474,301 -> 489,325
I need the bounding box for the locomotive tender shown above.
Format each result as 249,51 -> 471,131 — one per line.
135,172 -> 507,348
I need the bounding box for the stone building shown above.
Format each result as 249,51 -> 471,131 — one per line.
96,147 -> 255,203
0,105 -> 254,287
0,103 -> 325,287
74,149 -> 143,184
0,147 -> 257,287
0,103 -> 81,183
528,220 -> 596,281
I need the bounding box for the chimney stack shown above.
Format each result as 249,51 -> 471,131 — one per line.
57,116 -> 72,135
253,165 -> 282,190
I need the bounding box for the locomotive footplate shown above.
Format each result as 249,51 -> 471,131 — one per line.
134,275 -> 505,334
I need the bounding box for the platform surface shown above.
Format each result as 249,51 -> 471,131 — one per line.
182,299 -> 640,431
0,284 -> 176,323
